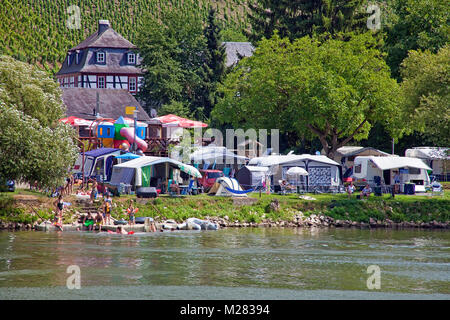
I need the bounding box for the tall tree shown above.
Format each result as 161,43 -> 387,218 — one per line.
399,46 -> 450,146
246,0 -> 367,42
201,8 -> 227,119
213,33 -> 404,159
136,9 -> 207,119
383,0 -> 449,80
0,55 -> 78,187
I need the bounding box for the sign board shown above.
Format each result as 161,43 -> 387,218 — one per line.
125,106 -> 136,115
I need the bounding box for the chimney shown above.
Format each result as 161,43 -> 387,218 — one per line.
98,20 -> 110,34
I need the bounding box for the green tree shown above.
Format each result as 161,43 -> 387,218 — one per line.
201,8 -> 227,119
399,46 -> 450,146
383,0 -> 449,80
0,55 -> 78,187
136,9 -> 207,119
213,33 -> 404,159
246,0 -> 367,42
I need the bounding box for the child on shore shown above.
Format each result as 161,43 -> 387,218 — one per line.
103,194 -> 112,225
127,200 -> 138,227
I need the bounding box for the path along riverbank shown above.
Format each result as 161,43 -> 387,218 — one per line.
0,190 -> 449,231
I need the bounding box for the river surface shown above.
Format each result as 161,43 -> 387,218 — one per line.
0,228 -> 449,299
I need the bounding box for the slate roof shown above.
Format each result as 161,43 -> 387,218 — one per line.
70,24 -> 136,51
56,20 -> 141,76
61,88 -> 151,122
223,42 -> 255,67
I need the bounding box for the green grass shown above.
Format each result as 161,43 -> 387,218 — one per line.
1,189 -> 449,225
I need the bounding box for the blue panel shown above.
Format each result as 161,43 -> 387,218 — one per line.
137,127 -> 146,139
97,125 -> 115,138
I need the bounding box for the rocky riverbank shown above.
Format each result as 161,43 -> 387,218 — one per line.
1,191 -> 449,231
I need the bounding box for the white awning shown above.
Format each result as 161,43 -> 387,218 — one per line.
364,156 -> 431,171
248,154 -> 340,167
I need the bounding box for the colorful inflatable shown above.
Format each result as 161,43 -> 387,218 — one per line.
97,116 -> 148,152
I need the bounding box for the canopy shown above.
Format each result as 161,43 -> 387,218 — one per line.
114,156 -> 202,178
155,114 -> 208,128
59,116 -> 93,127
359,156 -> 431,171
190,146 -> 248,162
123,117 -> 148,127
249,154 -> 339,167
114,153 -> 141,160
405,147 -> 449,160
84,148 -> 120,158
286,167 -> 309,176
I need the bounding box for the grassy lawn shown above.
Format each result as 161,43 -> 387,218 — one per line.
1,188 -> 449,225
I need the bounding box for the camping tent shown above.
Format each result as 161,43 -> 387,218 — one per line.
236,166 -> 269,190
405,147 -> 449,177
208,177 -> 248,197
248,154 -> 341,189
110,156 -> 201,188
190,146 -> 248,164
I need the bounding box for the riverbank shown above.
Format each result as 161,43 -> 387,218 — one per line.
1,189 -> 449,230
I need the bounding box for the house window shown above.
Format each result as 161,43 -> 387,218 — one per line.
67,54 -> 72,66
98,76 -> 105,89
97,52 -> 105,63
129,77 -> 136,92
70,76 -> 75,88
76,52 -> 81,64
128,53 -> 136,64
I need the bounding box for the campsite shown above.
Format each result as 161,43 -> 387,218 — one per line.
0,0 -> 449,304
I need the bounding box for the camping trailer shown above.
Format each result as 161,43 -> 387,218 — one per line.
72,148 -> 122,181
353,156 -> 431,192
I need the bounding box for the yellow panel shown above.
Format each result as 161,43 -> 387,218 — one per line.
102,138 -> 114,148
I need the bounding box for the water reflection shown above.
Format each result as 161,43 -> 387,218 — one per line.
0,228 -> 449,298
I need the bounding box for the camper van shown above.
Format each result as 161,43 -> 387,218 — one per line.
72,148 -> 122,182
353,156 -> 431,192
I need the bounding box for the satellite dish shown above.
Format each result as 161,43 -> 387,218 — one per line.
150,108 -> 157,118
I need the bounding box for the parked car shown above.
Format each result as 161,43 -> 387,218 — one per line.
198,170 -> 224,191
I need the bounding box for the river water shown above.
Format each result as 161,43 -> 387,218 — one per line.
0,228 -> 449,300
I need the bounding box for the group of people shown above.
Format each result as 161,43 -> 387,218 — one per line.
346,182 -> 372,199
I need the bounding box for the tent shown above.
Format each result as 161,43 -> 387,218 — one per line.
110,156 -> 202,188
236,166 -> 269,190
353,156 -> 431,192
405,147 -> 449,176
208,177 -> 249,197
72,148 -> 121,181
248,154 -> 341,189
190,146 -> 248,164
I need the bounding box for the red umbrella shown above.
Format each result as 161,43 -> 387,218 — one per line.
155,114 -> 208,128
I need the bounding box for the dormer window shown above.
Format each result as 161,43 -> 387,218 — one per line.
96,51 -> 105,63
127,53 -> 136,64
67,53 -> 72,66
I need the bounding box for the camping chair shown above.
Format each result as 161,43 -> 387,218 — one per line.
431,182 -> 444,196
181,179 -> 194,195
